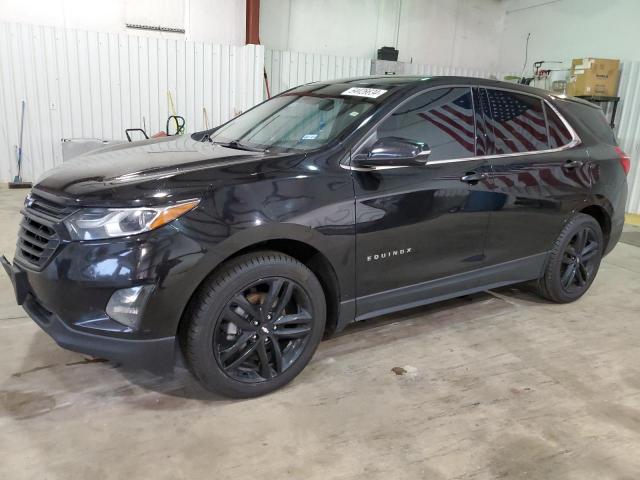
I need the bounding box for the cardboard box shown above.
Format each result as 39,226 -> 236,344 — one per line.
566,58 -> 620,97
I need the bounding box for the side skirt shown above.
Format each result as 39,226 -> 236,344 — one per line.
335,252 -> 547,331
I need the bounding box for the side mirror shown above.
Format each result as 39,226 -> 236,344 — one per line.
352,137 -> 431,169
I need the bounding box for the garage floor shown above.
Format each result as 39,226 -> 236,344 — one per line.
2,187 -> 640,480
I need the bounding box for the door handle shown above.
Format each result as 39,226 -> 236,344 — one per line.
564,160 -> 583,169
460,172 -> 488,184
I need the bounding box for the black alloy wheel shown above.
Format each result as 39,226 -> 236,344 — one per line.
537,213 -> 603,303
559,227 -> 600,293
182,251 -> 326,398
214,277 -> 314,383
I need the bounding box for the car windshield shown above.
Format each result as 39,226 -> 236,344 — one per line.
206,92 -> 379,152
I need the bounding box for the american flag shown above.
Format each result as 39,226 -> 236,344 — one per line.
417,89 -> 573,157
484,90 -> 548,154
547,108 -> 573,148
414,89 -> 587,195
418,89 -> 475,154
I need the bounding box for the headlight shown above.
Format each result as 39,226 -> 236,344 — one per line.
64,199 -> 200,240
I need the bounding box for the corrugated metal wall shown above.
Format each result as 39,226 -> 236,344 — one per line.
0,22 -> 264,182
616,61 -> 640,214
404,62 -> 515,81
263,49 -> 514,96
264,49 -> 371,96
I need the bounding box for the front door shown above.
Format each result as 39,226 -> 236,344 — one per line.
352,86 -> 494,319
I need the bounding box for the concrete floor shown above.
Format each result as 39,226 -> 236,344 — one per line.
1,186 -> 640,480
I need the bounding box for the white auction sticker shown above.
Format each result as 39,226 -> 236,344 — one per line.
341,87 -> 387,98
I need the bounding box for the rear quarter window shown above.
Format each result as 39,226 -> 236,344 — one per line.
556,100 -> 617,145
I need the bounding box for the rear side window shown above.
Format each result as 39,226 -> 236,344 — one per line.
546,105 -> 574,148
376,87 -> 475,161
560,101 -> 616,145
584,110 -> 616,144
485,89 -> 549,153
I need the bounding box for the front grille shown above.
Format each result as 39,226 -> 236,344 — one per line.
18,217 -> 58,265
28,195 -> 73,219
16,194 -> 76,270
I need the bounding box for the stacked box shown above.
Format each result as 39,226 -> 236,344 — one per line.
566,58 -> 620,97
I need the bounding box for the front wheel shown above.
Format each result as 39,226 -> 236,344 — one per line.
537,213 -> 603,303
182,251 -> 326,398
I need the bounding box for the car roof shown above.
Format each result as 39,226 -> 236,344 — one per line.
326,75 -> 546,94
309,75 -> 598,108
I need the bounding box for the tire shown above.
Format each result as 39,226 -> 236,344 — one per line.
182,251 -> 326,398
537,213 -> 603,303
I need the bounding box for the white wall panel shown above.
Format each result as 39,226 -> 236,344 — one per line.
261,0 -> 506,71
616,61 -> 640,214
264,49 -> 371,96
499,0 -> 640,73
265,48 -> 514,98
0,0 -> 246,45
0,22 -> 264,182
405,62 -> 514,81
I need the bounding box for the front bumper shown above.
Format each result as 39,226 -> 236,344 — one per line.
22,292 -> 175,372
2,220 -> 212,372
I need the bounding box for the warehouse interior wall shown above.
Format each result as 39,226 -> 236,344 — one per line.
0,0 -> 246,45
0,21 -> 265,182
6,0 -> 639,75
260,0 -> 506,71
498,0 -> 640,73
1,0 -> 639,210
2,0 -> 640,79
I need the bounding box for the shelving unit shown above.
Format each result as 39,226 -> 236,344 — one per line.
575,95 -> 621,128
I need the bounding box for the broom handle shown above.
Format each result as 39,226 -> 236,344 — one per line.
17,100 -> 25,176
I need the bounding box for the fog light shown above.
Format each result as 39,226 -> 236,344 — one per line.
106,285 -> 154,329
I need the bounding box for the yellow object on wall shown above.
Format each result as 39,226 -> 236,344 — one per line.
625,214 -> 640,227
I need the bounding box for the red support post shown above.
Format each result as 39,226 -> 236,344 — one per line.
246,0 -> 260,45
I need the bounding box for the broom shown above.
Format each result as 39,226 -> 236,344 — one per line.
8,100 -> 32,189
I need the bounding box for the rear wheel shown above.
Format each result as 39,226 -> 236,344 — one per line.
182,251 -> 326,398
537,213 -> 603,303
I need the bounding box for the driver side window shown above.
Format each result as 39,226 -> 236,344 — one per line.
376,87 -> 475,161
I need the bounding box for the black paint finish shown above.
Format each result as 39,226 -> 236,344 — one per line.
3,76 -> 627,371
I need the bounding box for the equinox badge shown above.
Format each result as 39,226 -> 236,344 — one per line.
367,248 -> 413,262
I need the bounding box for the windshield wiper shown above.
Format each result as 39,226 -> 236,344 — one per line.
212,139 -> 267,153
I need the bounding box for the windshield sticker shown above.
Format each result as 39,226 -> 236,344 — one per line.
341,87 -> 387,98
302,134 -> 318,140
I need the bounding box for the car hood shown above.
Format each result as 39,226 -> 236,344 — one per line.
34,135 -> 304,206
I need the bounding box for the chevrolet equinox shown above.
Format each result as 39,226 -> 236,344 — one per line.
2,76 -> 629,397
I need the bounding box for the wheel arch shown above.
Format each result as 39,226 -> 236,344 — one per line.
177,229 -> 345,345
228,238 -> 342,337
579,203 -> 612,252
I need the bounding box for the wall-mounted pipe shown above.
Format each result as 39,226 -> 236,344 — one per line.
246,0 -> 260,45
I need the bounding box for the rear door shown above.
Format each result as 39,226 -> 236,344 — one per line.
478,87 -> 591,266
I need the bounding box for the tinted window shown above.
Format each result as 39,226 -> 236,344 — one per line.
376,87 -> 474,161
473,88 -> 493,156
560,101 -> 615,145
546,104 -> 574,148
209,92 -> 376,151
486,89 -> 548,153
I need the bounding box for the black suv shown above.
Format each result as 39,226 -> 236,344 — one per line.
2,77 -> 629,398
